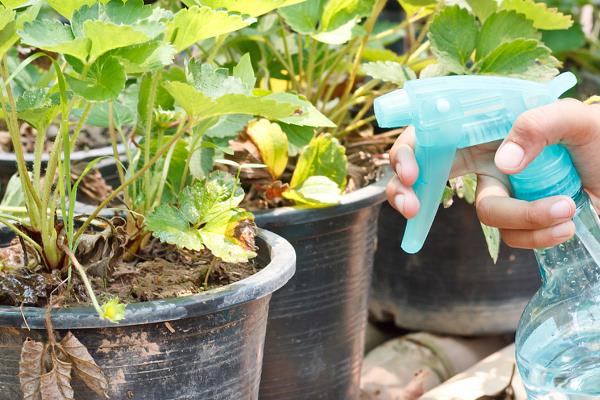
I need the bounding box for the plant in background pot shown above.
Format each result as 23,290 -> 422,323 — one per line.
0,1 -> 303,399
369,0 -> 585,336
171,1 -> 434,399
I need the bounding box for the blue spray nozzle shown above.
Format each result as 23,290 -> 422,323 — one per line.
374,73 -> 579,254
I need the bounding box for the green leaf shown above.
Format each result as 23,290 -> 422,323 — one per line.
0,4 -> 38,58
279,123 -> 314,156
16,88 -> 60,130
283,175 -> 342,206
47,0 -> 96,19
362,62 -> 416,85
320,0 -> 374,33
479,38 -> 551,75
19,19 -> 90,61
162,81 -> 298,121
191,0 -> 306,17
167,6 -> 255,52
0,0 -> 36,9
466,0 -> 496,21
279,0 -> 373,44
0,5 -> 13,30
1,173 -> 25,208
476,10 -> 538,60
279,0 -> 324,34
179,171 -> 244,225
189,62 -> 249,99
264,92 -> 336,127
429,6 -> 478,73
246,119 -> 288,178
99,297 -> 126,323
66,56 -> 126,101
84,20 -> 152,62
480,223 -> 500,264
290,133 -> 347,190
500,0 -> 572,30
205,115 -> 252,139
199,209 -> 256,263
110,39 -> 176,73
233,53 -> 256,91
189,145 -> 215,180
146,204 -> 204,251
541,23 -> 586,54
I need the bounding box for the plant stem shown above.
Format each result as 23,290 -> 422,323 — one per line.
61,244 -> 103,318
340,0 -> 387,101
296,34 -> 304,87
69,102 -> 92,151
305,39 -> 317,100
108,102 -> 125,184
143,71 -> 160,213
74,118 -> 192,242
278,17 -> 299,91
204,256 -> 218,288
0,216 -> 43,255
206,34 -> 228,64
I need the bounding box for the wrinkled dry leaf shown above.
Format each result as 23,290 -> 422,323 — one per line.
40,351 -> 73,400
61,332 -> 108,398
76,221 -> 125,277
19,338 -> 45,400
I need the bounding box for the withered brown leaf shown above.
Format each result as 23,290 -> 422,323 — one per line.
61,332 -> 108,398
40,351 -> 74,400
19,338 -> 45,400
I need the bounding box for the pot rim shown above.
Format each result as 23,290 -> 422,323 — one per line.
0,229 -> 296,330
0,144 -> 127,164
254,166 -> 393,227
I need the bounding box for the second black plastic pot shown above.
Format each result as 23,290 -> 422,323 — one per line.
255,171 -> 389,400
370,200 -> 540,336
0,230 -> 295,400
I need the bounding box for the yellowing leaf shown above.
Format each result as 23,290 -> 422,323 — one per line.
192,0 -> 305,17
283,175 -> 342,206
246,119 -> 289,179
199,209 -> 257,263
290,134 -> 347,190
585,96 -> 600,105
481,223 -> 500,263
500,0 -> 572,30
146,204 -> 204,251
47,0 -> 96,19
167,6 -> 254,52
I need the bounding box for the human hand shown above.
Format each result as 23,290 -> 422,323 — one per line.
386,99 -> 600,249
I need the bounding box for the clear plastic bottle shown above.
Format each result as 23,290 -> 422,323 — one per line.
515,188 -> 600,399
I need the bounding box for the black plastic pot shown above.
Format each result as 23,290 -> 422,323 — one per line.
255,170 -> 390,400
0,145 -> 126,191
0,230 -> 295,400
369,200 -> 540,336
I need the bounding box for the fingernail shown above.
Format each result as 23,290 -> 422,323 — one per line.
394,194 -> 405,213
496,142 -> 525,169
550,200 -> 573,219
552,222 -> 573,238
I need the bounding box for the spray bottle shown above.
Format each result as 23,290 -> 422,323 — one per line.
374,73 -> 600,398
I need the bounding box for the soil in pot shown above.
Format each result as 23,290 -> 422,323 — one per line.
0,225 -> 294,400
370,200 -> 540,336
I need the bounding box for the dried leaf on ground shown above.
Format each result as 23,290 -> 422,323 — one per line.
40,351 -> 74,400
61,332 -> 108,398
19,338 -> 45,400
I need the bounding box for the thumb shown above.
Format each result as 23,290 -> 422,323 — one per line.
495,99 -> 600,174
